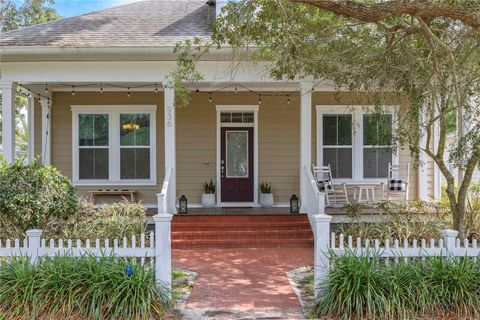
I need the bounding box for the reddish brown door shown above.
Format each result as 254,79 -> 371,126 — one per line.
221,127 -> 254,202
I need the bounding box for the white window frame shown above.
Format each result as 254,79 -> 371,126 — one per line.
316,105 -> 399,183
71,105 -> 157,186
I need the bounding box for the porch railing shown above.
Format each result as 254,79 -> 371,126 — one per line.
303,165 -> 330,295
157,167 -> 176,215
303,165 -> 327,230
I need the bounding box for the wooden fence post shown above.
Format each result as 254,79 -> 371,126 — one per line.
26,229 -> 43,264
153,213 -> 173,298
312,213 -> 332,298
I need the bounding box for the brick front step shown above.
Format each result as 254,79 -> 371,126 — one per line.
171,214 -> 313,248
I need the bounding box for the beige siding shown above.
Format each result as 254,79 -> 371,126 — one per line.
177,92 -> 300,204
41,90 -> 424,206
50,92 -> 165,205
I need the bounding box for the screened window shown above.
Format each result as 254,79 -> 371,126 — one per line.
78,114 -> 109,179
120,113 -> 151,179
73,106 -> 156,184
322,114 -> 353,178
363,114 -> 393,178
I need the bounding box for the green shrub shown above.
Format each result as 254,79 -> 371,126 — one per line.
314,252 -> 480,319
0,159 -> 78,239
63,199 -> 148,240
0,255 -> 170,319
341,201 -> 449,243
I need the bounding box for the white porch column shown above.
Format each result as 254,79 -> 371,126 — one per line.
1,81 -> 16,163
27,95 -> 35,163
164,87 -> 176,212
300,81 -> 313,212
418,110 -> 428,200
40,98 -> 51,165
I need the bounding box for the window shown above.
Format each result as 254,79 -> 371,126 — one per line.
120,113 -> 151,179
322,114 -> 353,178
78,114 -> 109,179
72,106 -> 156,185
220,112 -> 254,123
363,114 -> 393,178
317,106 -> 397,181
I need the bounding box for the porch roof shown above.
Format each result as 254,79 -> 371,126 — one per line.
0,0 -> 214,48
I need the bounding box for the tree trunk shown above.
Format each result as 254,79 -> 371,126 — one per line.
452,203 -> 466,240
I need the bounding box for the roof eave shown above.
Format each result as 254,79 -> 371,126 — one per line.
0,45 -> 239,56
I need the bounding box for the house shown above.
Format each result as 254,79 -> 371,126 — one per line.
0,0 -> 442,215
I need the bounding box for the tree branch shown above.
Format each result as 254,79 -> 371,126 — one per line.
289,0 -> 480,29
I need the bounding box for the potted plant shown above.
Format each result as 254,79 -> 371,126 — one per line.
259,182 -> 274,208
201,179 -> 216,208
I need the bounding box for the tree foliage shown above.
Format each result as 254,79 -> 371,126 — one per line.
1,0 -> 60,32
170,0 -> 480,237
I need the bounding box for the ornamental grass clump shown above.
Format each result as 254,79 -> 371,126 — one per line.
314,252 -> 480,320
0,255 -> 170,320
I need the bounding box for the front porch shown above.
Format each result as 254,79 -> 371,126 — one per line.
1,67 -> 423,215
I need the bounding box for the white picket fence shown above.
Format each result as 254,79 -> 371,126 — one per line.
303,165 -> 480,297
0,213 -> 173,296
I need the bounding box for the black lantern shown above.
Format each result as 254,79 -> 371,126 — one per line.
179,195 -> 188,214
290,194 -> 299,213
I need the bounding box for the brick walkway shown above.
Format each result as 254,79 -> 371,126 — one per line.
173,247 -> 313,319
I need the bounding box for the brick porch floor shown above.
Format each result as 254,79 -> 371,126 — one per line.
173,247 -> 313,318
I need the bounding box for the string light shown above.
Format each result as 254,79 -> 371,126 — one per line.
22,81 -> 308,106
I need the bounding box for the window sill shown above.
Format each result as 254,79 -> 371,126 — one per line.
73,181 -> 158,187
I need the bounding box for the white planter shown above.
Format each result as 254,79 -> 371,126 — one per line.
201,194 -> 216,208
259,193 -> 274,208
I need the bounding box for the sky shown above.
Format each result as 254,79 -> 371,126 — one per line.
13,0 -> 143,17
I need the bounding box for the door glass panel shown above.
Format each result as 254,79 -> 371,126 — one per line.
226,131 -> 248,178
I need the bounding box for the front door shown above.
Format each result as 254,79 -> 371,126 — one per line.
221,127 -> 254,202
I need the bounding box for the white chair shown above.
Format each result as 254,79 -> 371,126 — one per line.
382,162 -> 410,201
312,165 -> 349,206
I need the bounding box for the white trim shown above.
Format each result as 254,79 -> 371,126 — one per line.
40,98 -> 51,165
299,81 -> 313,213
216,105 -> 259,207
433,119 -> 442,200
315,105 -> 399,182
27,95 -> 35,162
71,105 -> 157,185
71,105 -> 157,112
1,81 -> 16,163
418,110 -> 429,200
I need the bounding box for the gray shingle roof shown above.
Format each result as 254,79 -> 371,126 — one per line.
0,0 -> 215,47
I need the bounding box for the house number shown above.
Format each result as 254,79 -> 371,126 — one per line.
167,105 -> 173,127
